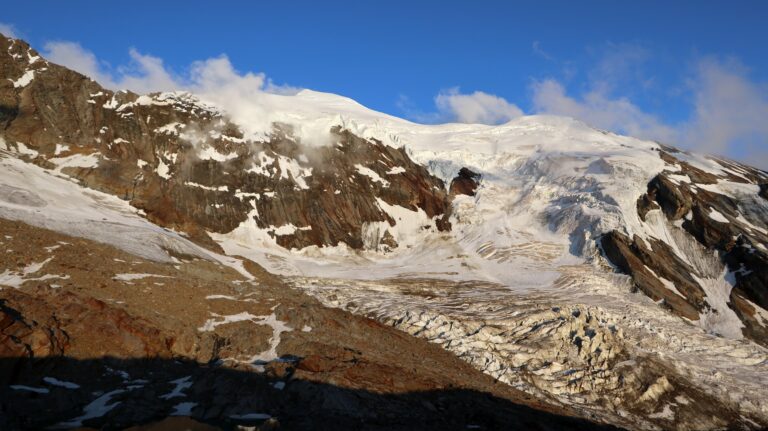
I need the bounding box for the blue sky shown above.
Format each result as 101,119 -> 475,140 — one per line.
2,1 -> 768,164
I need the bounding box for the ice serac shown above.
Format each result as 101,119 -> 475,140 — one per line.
0,34 -> 451,252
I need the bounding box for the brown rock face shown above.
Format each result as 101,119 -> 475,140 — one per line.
0,288 -> 174,360
0,35 -> 451,252
449,167 -> 482,197
645,174 -> 693,221
603,148 -> 768,345
600,231 -> 703,321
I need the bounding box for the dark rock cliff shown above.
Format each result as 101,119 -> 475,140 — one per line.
602,148 -> 768,345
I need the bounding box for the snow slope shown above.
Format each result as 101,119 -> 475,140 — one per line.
210,91 -> 663,284
0,146 -> 251,278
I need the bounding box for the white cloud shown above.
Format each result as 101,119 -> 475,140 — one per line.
531,57 -> 768,168
0,22 -> 18,39
39,40 -> 305,142
43,41 -> 117,87
434,88 -> 523,124
531,79 -> 678,142
41,41 -> 287,97
187,56 -> 284,140
116,49 -> 179,94
42,42 -> 178,93
683,58 -> 768,161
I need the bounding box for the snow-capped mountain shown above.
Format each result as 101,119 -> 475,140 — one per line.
2,33 -> 768,430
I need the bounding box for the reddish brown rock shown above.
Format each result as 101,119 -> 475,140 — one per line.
600,231 -> 703,321
449,167 -> 482,197
0,288 -> 174,359
604,149 -> 768,345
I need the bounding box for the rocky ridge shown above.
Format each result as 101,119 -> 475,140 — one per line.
0,34 -> 451,252
602,147 -> 768,345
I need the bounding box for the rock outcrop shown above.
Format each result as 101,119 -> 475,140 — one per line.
603,148 -> 768,345
449,167 -> 482,197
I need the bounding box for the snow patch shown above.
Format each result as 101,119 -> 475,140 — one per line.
154,122 -> 183,135
159,376 -> 192,400
49,152 -> 100,172
54,144 -> 70,155
355,164 -> 389,187
43,377 -> 80,389
53,389 -> 127,429
113,273 -> 170,282
171,402 -> 197,416
157,158 -> 171,179
11,385 -> 49,394
198,145 -> 238,162
185,181 -> 228,192
708,208 -> 730,223
10,70 -> 34,88
386,166 -> 406,175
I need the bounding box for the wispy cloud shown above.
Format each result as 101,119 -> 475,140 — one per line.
530,78 -> 677,142
532,40 -> 554,61
402,88 -> 524,125
683,57 -> 768,165
586,42 -> 654,95
531,55 -> 768,167
0,22 -> 18,39
43,41 -> 180,93
40,40 -> 305,142
41,40 -> 300,97
436,88 -> 523,124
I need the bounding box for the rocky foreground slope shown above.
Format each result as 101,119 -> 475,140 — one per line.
0,218 -> 614,430
2,32 -> 768,430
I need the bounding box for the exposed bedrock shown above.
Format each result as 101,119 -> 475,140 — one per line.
604,149 -> 768,345
449,167 -> 482,197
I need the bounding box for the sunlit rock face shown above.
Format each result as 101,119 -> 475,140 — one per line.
604,148 -> 768,345
0,35 -> 452,252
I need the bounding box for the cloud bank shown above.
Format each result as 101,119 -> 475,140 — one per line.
399,89 -> 524,125
530,79 -> 677,142
435,88 -> 524,124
